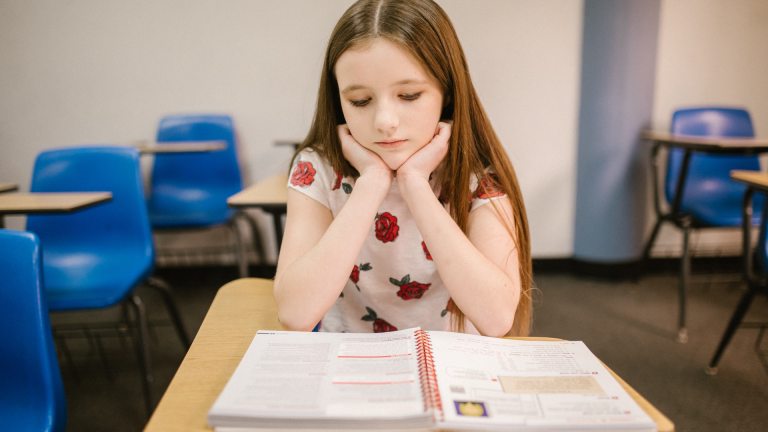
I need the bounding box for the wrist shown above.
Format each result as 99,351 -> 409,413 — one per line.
357,169 -> 392,195
396,172 -> 431,196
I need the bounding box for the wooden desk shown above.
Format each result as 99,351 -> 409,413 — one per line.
0,192 -> 112,228
228,174 -> 288,251
0,183 -> 18,193
642,130 -> 768,342
274,140 -> 301,150
145,278 -> 674,432
642,129 -> 768,229
135,140 -> 227,154
642,131 -> 768,153
707,170 -> 768,373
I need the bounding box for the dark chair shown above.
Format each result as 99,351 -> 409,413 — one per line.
0,229 -> 66,431
147,114 -> 258,277
27,146 -> 190,413
643,107 -> 762,342
707,190 -> 768,374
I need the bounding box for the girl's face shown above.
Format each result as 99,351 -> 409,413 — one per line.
335,38 -> 444,170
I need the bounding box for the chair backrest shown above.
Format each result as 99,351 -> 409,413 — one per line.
26,146 -> 154,288
664,107 -> 760,222
147,114 -> 243,227
0,229 -> 66,431
150,114 -> 243,194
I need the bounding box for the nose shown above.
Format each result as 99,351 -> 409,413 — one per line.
374,101 -> 399,136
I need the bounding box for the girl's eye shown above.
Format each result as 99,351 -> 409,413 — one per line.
400,92 -> 422,101
350,98 -> 371,107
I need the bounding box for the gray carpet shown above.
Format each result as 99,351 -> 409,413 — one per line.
54,266 -> 768,432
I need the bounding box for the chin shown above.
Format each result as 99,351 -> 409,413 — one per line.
380,154 -> 410,171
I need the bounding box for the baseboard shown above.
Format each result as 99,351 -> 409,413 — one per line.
154,264 -> 277,282
533,256 -> 743,280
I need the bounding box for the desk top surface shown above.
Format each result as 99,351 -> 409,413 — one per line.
0,192 -> 112,214
730,170 -> 768,191
0,183 -> 19,193
135,140 -> 227,154
642,130 -> 768,151
145,278 -> 674,432
227,174 -> 288,207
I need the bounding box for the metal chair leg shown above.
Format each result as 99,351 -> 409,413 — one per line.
706,288 -> 757,375
678,220 -> 691,343
642,218 -> 664,262
128,294 -> 154,415
147,277 -> 191,349
227,217 -> 249,278
237,210 -> 266,266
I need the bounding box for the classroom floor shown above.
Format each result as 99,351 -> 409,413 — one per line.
55,263 -> 768,432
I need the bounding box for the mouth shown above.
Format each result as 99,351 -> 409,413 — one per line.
375,139 -> 407,146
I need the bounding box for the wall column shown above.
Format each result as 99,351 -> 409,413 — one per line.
573,0 -> 661,263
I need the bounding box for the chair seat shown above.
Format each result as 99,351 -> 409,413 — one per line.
148,184 -> 235,227
43,250 -> 151,310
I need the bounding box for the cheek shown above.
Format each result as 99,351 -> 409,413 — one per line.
340,107 -> 368,142
409,98 -> 443,144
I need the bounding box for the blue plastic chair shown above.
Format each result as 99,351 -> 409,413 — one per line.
0,229 -> 66,432
147,114 -> 257,276
26,146 -> 190,413
643,107 -> 762,342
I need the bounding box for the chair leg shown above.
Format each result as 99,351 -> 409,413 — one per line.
706,288 -> 757,375
237,210 -> 266,266
642,218 -> 664,262
147,277 -> 191,349
678,220 -> 691,343
229,218 -> 249,278
127,294 -> 154,415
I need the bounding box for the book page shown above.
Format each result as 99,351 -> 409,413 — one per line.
208,328 -> 429,426
427,332 -> 655,431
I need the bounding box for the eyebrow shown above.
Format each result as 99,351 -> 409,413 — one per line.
340,79 -> 429,94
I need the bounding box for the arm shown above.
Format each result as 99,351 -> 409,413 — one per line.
274,127 -> 392,330
397,124 -> 521,337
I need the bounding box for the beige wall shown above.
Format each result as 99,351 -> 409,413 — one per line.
0,0 -> 583,261
5,1 -> 763,261
649,0 -> 768,257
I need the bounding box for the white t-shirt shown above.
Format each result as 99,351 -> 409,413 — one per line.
287,148 -> 505,334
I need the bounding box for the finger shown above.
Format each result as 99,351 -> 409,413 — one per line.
437,121 -> 452,137
338,124 -> 350,138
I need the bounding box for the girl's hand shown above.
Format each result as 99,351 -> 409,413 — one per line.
338,125 -> 393,182
397,121 -> 451,182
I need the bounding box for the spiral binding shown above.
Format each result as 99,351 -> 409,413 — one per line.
415,329 -> 444,422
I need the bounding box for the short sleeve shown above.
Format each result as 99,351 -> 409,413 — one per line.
470,172 -> 507,212
287,149 -> 334,210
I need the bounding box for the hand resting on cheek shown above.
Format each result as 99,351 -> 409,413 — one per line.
338,124 -> 393,183
396,121 -> 452,182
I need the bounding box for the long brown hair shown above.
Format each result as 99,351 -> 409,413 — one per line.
294,0 -> 532,336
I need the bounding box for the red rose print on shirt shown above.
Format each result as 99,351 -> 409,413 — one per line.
361,307 -> 397,333
331,171 -> 353,194
375,212 -> 399,243
474,174 -> 504,199
421,241 -> 432,261
350,262 -> 371,290
390,274 -> 431,300
290,161 -> 316,187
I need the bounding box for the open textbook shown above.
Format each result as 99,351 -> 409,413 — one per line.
208,328 -> 656,431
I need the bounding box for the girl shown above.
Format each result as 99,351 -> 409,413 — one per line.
274,0 -> 532,337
